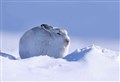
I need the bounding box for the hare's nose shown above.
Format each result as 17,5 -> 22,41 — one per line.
66,38 -> 70,45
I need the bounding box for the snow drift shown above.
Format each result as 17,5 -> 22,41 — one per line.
0,45 -> 119,81
0,52 -> 16,60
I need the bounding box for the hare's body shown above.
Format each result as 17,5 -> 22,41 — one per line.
19,24 -> 70,59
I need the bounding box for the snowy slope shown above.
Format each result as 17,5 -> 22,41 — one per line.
0,52 -> 16,60
0,45 -> 119,81
64,44 -> 119,61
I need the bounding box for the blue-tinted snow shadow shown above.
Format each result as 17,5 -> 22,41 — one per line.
0,52 -> 17,60
64,48 -> 91,61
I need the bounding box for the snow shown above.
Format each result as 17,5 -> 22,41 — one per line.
0,52 -> 16,60
0,45 -> 119,81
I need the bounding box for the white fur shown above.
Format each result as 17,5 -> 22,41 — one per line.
19,25 -> 70,59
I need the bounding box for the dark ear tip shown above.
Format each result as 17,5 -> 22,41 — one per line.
41,24 -> 53,29
41,24 -> 48,27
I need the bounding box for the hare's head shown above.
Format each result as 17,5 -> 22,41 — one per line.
41,24 -> 70,48
52,28 -> 70,47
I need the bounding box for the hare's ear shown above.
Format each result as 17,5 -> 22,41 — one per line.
41,24 -> 53,30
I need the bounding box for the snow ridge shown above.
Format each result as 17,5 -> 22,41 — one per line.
0,52 -> 16,60
64,44 -> 119,61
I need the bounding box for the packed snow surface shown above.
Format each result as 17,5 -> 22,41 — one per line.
0,45 -> 119,81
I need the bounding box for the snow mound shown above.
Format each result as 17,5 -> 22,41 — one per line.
0,45 -> 119,81
64,44 -> 119,61
0,52 -> 16,60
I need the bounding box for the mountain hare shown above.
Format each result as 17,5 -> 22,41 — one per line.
19,24 -> 70,59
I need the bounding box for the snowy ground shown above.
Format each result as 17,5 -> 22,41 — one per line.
0,44 -> 119,81
0,32 -> 119,81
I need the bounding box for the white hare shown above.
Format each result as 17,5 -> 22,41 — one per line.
19,24 -> 70,59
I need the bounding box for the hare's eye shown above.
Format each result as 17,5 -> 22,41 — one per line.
57,33 -> 61,35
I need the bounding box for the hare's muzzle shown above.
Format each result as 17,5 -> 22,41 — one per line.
65,38 -> 70,45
